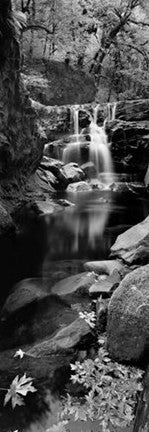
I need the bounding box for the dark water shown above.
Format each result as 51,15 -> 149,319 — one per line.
0,189 -> 148,304
0,188 -> 148,432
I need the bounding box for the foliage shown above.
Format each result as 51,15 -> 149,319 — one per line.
14,349 -> 25,359
3,373 -> 37,409
79,311 -> 96,329
14,0 -> 149,101
61,345 -> 143,431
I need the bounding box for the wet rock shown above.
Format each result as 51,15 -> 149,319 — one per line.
110,215 -> 149,264
0,203 -> 14,236
63,163 -> 85,183
34,199 -> 62,215
81,161 -> 97,178
44,139 -> 66,159
56,199 -> 75,207
84,260 -> 123,276
89,271 -> 121,298
1,278 -> 49,319
89,179 -> 105,191
109,181 -> 146,194
66,181 -> 92,192
107,264 -> 149,363
51,272 -> 97,297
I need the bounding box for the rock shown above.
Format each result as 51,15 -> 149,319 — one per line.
84,260 -> 123,276
51,272 -> 97,297
66,181 -> 92,192
81,162 -> 97,178
27,317 -> 92,357
56,199 -> 75,207
44,139 -> 66,159
107,120 -> 149,178
34,199 -> 62,215
89,179 -> 106,191
0,203 -> 14,236
110,215 -> 149,264
40,156 -> 64,171
40,156 -> 68,189
37,167 -> 58,190
31,170 -> 55,193
115,99 -> 149,122
109,181 -> 146,194
107,264 -> 149,363
0,294 -> 78,350
1,278 -> 49,318
0,316 -> 92,389
63,163 -> 85,183
96,298 -> 109,333
89,271 -> 121,298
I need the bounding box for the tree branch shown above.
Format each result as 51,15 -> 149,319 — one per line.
22,24 -> 54,34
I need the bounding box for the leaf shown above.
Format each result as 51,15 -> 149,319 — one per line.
4,373 -> 37,409
14,349 -> 25,359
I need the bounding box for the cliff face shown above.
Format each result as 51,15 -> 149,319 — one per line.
0,38 -> 43,180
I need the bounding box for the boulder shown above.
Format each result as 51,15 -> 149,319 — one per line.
1,278 -> 49,318
89,271 -> 121,298
27,317 -> 92,357
84,260 -> 123,276
110,215 -> 149,264
107,264 -> 149,363
51,272 -> 97,297
0,318 -> 92,390
107,120 -> 149,178
66,181 -> 92,193
81,162 -> 97,178
40,156 -> 68,189
63,163 -> 85,183
0,294 -> 78,350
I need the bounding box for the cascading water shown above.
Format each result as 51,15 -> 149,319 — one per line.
62,106 -> 82,164
62,102 -> 116,183
89,104 -> 113,182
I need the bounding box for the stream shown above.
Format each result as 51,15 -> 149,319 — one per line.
0,185 -> 148,432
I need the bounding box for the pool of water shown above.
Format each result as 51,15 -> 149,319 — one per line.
0,187 -> 148,432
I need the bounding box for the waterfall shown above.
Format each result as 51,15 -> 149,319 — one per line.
106,102 -> 117,122
62,103 -> 114,183
89,121 -> 113,181
62,106 -> 82,164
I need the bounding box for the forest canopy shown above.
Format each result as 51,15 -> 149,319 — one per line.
14,0 -> 149,100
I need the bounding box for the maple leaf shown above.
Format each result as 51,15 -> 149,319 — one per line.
4,373 -> 37,409
14,349 -> 25,359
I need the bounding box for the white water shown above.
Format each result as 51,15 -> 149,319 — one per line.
63,107 -> 82,164
62,102 -> 116,182
89,121 -> 113,182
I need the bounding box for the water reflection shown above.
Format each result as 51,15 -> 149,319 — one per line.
42,190 -> 112,278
